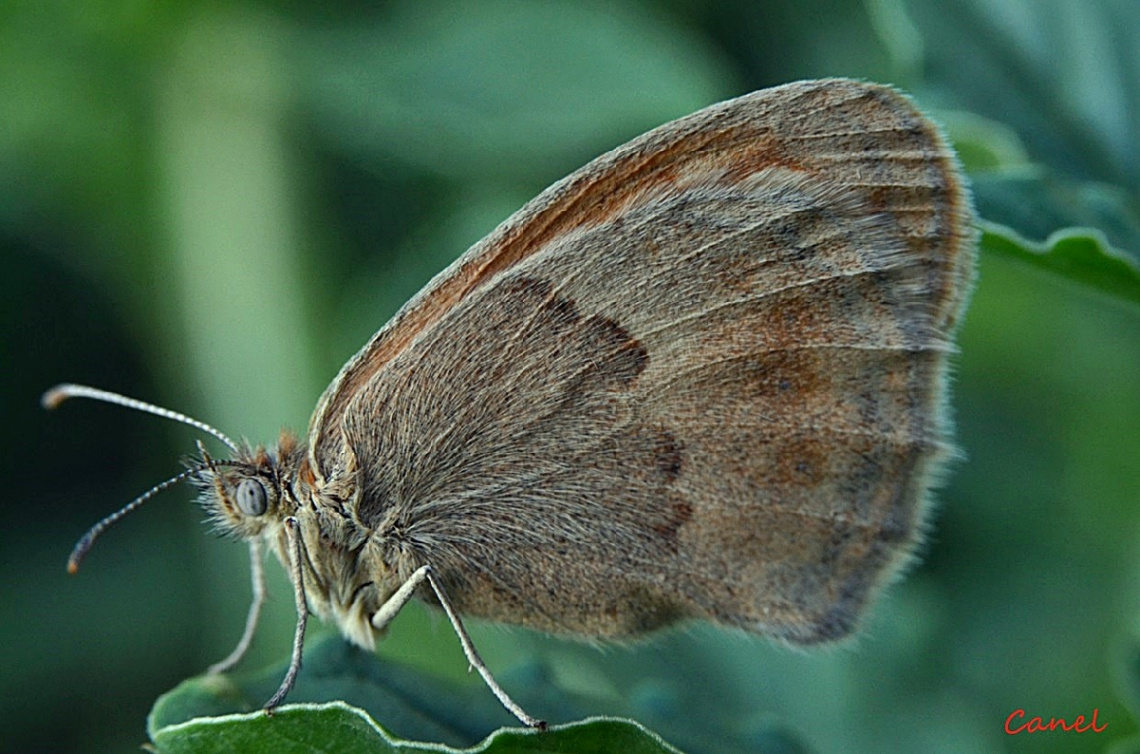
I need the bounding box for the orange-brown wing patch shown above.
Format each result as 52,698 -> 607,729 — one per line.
308,80 -> 971,473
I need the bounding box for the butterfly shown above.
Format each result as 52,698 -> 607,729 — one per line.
47,78 -> 976,728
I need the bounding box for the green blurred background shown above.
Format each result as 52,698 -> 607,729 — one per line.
4,0 -> 1140,752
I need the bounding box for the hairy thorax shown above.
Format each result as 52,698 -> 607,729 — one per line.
274,445 -> 405,650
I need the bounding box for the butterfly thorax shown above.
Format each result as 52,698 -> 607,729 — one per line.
192,435 -> 301,540
288,449 -> 391,649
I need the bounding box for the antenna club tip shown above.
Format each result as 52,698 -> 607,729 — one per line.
42,385 -> 73,410
67,560 -> 80,575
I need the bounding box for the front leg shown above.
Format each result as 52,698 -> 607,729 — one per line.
208,538 -> 266,676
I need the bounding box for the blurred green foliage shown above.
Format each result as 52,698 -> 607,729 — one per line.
3,0 -> 1140,752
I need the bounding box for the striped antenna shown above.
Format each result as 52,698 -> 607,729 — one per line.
66,469 -> 196,574
44,383 -> 242,572
42,383 -> 238,452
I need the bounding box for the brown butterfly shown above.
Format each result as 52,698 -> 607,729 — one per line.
46,78 -> 976,728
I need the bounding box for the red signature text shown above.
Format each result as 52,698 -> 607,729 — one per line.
1005,708 -> 1107,734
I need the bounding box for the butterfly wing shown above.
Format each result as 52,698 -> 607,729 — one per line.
307,79 -> 975,643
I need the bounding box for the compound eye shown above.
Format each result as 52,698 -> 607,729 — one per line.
235,478 -> 268,517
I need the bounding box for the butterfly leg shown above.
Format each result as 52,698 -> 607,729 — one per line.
264,517 -> 309,712
369,561 -> 429,632
370,564 -> 546,729
208,538 -> 266,675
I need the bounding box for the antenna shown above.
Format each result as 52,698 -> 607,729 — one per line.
43,383 -> 238,452
66,469 -> 196,574
43,383 -> 243,572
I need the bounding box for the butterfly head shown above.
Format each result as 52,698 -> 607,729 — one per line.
192,433 -> 302,541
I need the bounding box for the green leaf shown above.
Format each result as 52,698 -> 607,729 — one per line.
151,703 -> 389,754
969,168 -> 1140,259
148,633 -> 560,746
146,633 -> 812,753
145,633 -> 684,752
980,222 -> 1140,308
150,705 -> 683,754
904,0 -> 1140,189
897,0 -> 1140,303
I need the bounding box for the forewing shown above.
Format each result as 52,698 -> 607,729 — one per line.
310,79 -> 975,643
